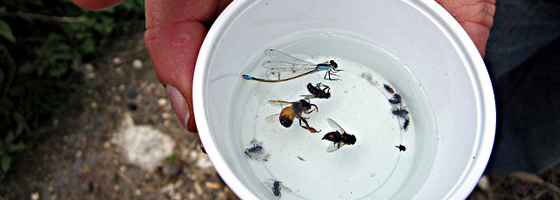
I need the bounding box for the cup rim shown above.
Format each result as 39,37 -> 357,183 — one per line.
192,0 -> 496,199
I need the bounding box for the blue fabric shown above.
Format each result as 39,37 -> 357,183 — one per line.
484,0 -> 560,174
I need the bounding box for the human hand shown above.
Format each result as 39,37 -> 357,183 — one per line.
73,0 -> 495,134
435,0 -> 496,57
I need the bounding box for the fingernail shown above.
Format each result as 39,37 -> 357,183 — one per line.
166,85 -> 189,130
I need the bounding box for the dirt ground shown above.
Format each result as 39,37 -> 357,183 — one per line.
1,33 -> 560,200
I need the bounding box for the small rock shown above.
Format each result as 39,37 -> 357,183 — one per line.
205,182 -> 221,190
114,185 -> 120,191
90,102 -> 98,109
76,150 -> 83,158
195,155 -> 213,169
188,192 -> 196,200
132,59 -> 143,69
174,180 -> 184,188
31,192 -> 39,200
83,164 -> 91,173
134,189 -> 142,196
162,113 -> 170,119
188,151 -> 198,161
171,193 -> 182,200
113,57 -> 123,65
103,141 -> 111,149
194,182 -> 203,195
478,175 -> 490,191
112,113 -> 176,171
48,185 -> 54,193
158,98 -> 167,106
162,163 -> 181,178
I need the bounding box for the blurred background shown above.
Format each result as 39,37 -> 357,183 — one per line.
0,1 -> 559,200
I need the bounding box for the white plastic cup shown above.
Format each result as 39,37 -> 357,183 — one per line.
193,0 -> 496,199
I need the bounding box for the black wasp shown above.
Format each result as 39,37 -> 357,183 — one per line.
301,82 -> 331,99
322,118 -> 357,153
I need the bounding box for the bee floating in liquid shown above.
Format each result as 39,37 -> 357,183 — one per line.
242,49 -> 341,82
267,99 -> 320,133
322,118 -> 357,153
301,82 -> 331,99
244,138 -> 270,161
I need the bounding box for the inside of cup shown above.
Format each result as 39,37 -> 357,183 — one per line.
196,0 -> 494,199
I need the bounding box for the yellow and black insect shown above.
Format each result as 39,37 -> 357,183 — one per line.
267,99 -> 320,133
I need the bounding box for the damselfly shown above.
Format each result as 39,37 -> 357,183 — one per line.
242,49 -> 341,82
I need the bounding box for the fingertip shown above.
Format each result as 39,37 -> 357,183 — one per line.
187,112 -> 198,133
72,0 -> 125,11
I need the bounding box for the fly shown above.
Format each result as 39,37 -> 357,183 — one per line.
242,49 -> 341,82
271,179 -> 282,197
392,108 -> 409,118
244,138 -> 270,161
322,118 -> 357,153
388,94 -> 402,104
267,99 -> 320,133
301,82 -> 331,99
403,119 -> 410,130
383,84 -> 395,94
396,144 -> 406,152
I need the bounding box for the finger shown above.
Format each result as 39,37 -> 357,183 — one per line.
436,0 -> 496,57
145,0 -> 233,132
71,0 -> 126,11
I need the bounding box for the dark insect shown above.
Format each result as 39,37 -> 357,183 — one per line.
244,139 -> 270,161
396,144 -> 407,152
383,84 -> 395,94
267,99 -> 320,133
388,94 -> 402,104
244,144 -> 263,157
403,119 -> 410,130
322,118 -> 357,153
297,156 -> 306,161
271,179 -> 282,197
302,82 -> 331,99
392,108 -> 409,118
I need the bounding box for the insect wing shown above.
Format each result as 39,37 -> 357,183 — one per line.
267,100 -> 293,106
265,114 -> 280,122
326,118 -> 346,134
263,61 -> 317,80
264,49 -> 315,65
326,142 -> 345,153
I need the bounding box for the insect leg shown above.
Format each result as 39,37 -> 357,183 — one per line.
297,115 -> 320,133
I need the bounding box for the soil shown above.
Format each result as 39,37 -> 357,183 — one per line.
1,33 -> 559,200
